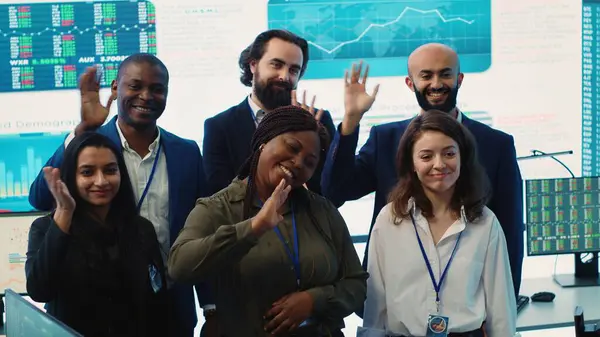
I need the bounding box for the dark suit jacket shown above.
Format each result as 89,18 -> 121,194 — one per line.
28,116 -> 210,334
321,114 -> 524,297
25,214 -> 168,337
203,98 -> 336,195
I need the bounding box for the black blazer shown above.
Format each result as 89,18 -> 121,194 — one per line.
203,98 -> 336,195
25,213 -> 168,337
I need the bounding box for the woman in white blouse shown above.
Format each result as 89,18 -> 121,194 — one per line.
360,110 -> 517,337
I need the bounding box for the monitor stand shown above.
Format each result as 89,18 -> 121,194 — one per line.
553,252 -> 600,287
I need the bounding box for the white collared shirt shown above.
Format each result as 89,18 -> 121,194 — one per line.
247,95 -> 265,125
419,109 -> 463,123
114,123 -> 170,268
361,201 -> 517,337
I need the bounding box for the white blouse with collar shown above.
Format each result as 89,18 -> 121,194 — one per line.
360,201 -> 517,337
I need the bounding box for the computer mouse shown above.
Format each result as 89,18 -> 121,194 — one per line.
531,291 -> 556,302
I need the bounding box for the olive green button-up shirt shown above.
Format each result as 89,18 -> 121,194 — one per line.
168,179 -> 368,336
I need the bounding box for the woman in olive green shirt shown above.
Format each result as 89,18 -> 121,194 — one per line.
168,105 -> 367,336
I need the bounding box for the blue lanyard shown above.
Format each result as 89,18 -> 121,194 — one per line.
410,213 -> 463,313
136,141 -> 162,213
274,204 -> 300,287
257,199 -> 300,287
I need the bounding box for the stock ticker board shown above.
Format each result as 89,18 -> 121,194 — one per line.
0,1 -> 157,92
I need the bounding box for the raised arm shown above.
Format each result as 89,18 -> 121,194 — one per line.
168,179 -> 291,283
320,61 -> 380,206
168,201 -> 257,283
26,169 -> 76,302
321,125 -> 379,206
30,66 -> 113,211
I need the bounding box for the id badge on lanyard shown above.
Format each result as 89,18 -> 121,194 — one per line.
410,213 -> 462,337
426,314 -> 450,337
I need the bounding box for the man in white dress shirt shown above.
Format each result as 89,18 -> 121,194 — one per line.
29,54 -> 212,337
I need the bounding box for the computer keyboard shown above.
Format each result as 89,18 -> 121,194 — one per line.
517,295 -> 529,313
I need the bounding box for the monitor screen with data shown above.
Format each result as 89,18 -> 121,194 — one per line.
0,215 -> 31,294
525,177 -> 600,256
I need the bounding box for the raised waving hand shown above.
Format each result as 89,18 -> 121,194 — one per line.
291,90 -> 324,122
77,66 -> 116,133
251,179 -> 292,235
341,61 -> 380,135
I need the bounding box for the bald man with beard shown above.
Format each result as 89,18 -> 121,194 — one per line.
321,43 -> 524,306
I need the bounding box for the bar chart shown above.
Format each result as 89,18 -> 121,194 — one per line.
0,132 -> 67,213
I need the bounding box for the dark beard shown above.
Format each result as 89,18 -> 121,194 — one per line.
254,79 -> 293,111
414,85 -> 459,113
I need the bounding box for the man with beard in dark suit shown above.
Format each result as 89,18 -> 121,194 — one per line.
321,43 -> 524,304
202,29 -> 336,196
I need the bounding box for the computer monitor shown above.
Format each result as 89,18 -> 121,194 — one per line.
525,177 -> 600,287
0,215 -> 32,295
4,288 -> 82,336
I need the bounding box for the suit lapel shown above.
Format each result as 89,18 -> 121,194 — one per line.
232,99 -> 257,164
461,113 -> 472,127
460,114 -> 482,137
103,116 -> 123,152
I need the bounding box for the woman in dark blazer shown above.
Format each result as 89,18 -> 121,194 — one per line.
25,132 -> 168,337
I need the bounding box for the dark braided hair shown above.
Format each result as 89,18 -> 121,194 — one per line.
237,105 -> 330,219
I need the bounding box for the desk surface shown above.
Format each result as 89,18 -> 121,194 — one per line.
517,277 -> 600,332
0,277 -> 598,335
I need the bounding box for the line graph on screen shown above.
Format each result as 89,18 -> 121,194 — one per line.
267,0 -> 492,79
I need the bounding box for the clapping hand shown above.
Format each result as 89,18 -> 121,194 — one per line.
43,167 -> 75,233
43,167 -> 75,211
251,179 -> 292,235
291,90 -> 324,121
78,66 -> 115,132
